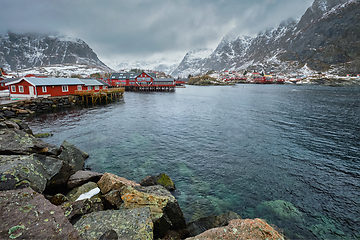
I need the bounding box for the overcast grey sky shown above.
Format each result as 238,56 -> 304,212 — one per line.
1,0 -> 313,67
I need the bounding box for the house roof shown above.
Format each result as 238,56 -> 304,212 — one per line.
80,79 -> 110,86
6,77 -> 84,86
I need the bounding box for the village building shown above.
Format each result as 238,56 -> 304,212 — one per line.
79,78 -> 110,92
109,71 -> 175,91
5,77 -> 85,98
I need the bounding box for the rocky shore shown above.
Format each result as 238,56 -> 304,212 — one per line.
0,116 -> 285,239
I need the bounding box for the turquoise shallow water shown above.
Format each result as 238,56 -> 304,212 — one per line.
26,84 -> 360,239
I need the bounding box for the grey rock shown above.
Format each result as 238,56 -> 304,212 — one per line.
67,170 -> 103,189
0,154 -> 63,193
74,208 -> 153,240
62,198 -> 104,224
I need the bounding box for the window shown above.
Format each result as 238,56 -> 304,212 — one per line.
11,85 -> 16,92
42,86 -> 47,92
19,85 -> 24,93
77,85 -> 82,91
62,85 -> 68,92
95,86 -> 99,90
88,86 -> 92,90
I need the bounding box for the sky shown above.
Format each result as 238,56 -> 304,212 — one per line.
1,0 -> 314,68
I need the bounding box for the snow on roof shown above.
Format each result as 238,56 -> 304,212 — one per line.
5,77 -> 84,86
80,79 -> 108,86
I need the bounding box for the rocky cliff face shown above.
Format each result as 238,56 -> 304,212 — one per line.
173,0 -> 360,77
0,32 -> 111,72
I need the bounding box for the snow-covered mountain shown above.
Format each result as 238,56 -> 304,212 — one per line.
115,58 -> 180,75
170,48 -> 213,77
173,0 -> 360,77
0,32 -> 112,73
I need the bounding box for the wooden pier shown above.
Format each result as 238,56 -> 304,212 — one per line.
125,85 -> 175,92
74,87 -> 125,105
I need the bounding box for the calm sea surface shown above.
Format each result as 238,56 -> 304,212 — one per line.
26,84 -> 360,239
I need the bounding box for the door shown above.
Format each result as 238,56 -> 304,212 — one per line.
29,86 -> 35,98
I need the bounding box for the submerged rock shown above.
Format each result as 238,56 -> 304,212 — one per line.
186,218 -> 284,240
74,208 -> 153,240
67,170 -> 103,189
187,211 -> 241,237
0,188 -> 81,239
0,154 -> 63,193
140,173 -> 176,191
97,172 -> 140,194
34,132 -> 54,138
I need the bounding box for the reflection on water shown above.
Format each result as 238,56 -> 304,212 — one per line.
26,85 -> 360,239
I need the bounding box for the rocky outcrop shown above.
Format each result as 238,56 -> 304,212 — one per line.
74,208 -> 154,240
0,119 -> 286,239
140,173 -> 176,191
186,218 -> 284,240
0,188 -> 81,239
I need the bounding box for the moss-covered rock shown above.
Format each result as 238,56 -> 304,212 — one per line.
0,188 -> 81,239
33,132 -> 54,138
62,198 -> 104,223
74,208 -> 153,240
120,185 -> 188,239
140,173 -> 176,191
0,154 -> 63,193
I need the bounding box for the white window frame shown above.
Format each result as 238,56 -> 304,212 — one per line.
95,86 -> 99,90
77,85 -> 82,91
11,85 -> 16,92
19,85 -> 24,93
62,85 -> 68,92
42,86 -> 47,92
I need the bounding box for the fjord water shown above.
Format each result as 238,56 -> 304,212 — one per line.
26,85 -> 360,239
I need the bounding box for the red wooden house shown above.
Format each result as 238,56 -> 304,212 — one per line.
6,77 -> 85,98
79,79 -> 110,92
109,71 -> 175,88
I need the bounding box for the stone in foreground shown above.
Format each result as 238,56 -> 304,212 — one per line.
185,218 -> 284,240
74,207 -> 153,240
0,188 -> 80,239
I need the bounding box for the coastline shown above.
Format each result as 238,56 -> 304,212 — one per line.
0,113 -> 285,239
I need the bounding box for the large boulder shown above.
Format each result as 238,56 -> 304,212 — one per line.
74,208 -> 153,240
48,140 -> 89,187
97,172 -> 140,194
0,128 -> 55,155
187,211 -> 241,237
0,154 -> 63,193
67,170 -> 103,189
185,218 -> 284,240
0,188 -> 81,239
120,185 -> 188,239
140,173 -> 176,191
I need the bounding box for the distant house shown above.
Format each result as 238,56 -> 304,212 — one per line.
6,77 -> 85,98
79,78 -> 110,92
1,78 -> 19,91
109,71 -> 175,87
